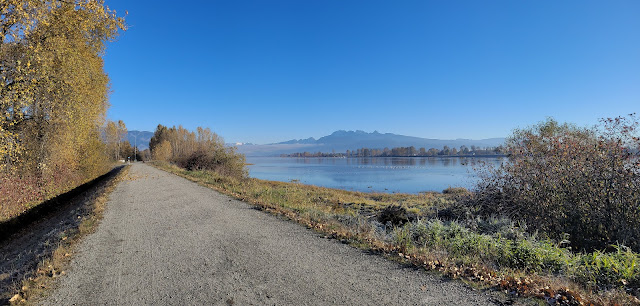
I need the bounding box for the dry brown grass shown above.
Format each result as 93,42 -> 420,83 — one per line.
153,161 -> 640,306
0,164 -> 120,222
8,166 -> 130,305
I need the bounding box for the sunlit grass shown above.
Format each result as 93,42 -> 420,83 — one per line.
0,164 -> 118,222
153,161 -> 640,305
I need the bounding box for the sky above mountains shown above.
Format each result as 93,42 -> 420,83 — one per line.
104,0 -> 639,145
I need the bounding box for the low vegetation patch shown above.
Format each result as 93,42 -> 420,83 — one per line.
469,115 -> 640,253
153,161 -> 640,305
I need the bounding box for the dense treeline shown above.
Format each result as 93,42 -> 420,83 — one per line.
282,145 -> 505,158
0,1 -> 125,220
149,124 -> 246,178
467,115 -> 640,252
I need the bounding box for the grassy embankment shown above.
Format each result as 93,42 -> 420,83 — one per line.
1,175 -> 81,222
153,161 -> 639,305
0,164 -> 121,222
6,166 -> 130,305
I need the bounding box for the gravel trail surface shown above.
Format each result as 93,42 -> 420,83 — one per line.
45,163 -> 506,305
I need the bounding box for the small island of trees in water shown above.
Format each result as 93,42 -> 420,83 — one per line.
281,145 -> 506,158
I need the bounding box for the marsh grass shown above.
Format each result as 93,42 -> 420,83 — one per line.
153,161 -> 639,305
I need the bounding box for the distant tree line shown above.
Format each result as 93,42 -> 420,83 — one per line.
149,125 -> 246,178
282,145 -> 506,158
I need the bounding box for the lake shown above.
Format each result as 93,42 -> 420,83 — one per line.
245,156 -> 505,194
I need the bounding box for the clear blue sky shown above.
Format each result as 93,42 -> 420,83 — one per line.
103,0 -> 639,144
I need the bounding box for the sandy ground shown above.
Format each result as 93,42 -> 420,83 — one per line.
44,163 -> 515,305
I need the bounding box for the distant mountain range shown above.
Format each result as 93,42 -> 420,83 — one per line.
237,130 -> 505,156
126,129 -> 505,156
126,130 -> 154,150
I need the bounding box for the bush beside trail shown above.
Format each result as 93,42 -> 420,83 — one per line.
467,115 -> 640,252
149,125 -> 247,179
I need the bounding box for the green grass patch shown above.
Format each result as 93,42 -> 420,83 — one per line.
152,161 -> 640,305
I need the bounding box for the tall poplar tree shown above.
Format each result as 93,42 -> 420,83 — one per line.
1,1 -> 125,186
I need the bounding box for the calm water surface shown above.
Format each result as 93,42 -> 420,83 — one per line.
246,157 -> 505,194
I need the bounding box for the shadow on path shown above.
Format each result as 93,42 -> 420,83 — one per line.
0,166 -> 125,304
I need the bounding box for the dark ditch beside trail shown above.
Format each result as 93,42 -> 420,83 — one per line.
0,165 -> 125,304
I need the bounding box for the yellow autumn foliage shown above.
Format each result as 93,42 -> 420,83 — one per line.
0,1 -> 126,218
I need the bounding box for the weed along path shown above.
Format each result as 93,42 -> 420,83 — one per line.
45,163 -> 502,305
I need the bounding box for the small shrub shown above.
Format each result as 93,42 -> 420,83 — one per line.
469,115 -> 640,252
442,187 -> 469,194
467,216 -> 529,241
378,205 -> 415,226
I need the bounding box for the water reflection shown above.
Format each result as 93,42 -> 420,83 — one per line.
246,156 -> 505,194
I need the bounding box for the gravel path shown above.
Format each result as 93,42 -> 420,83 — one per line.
45,163 -> 506,305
